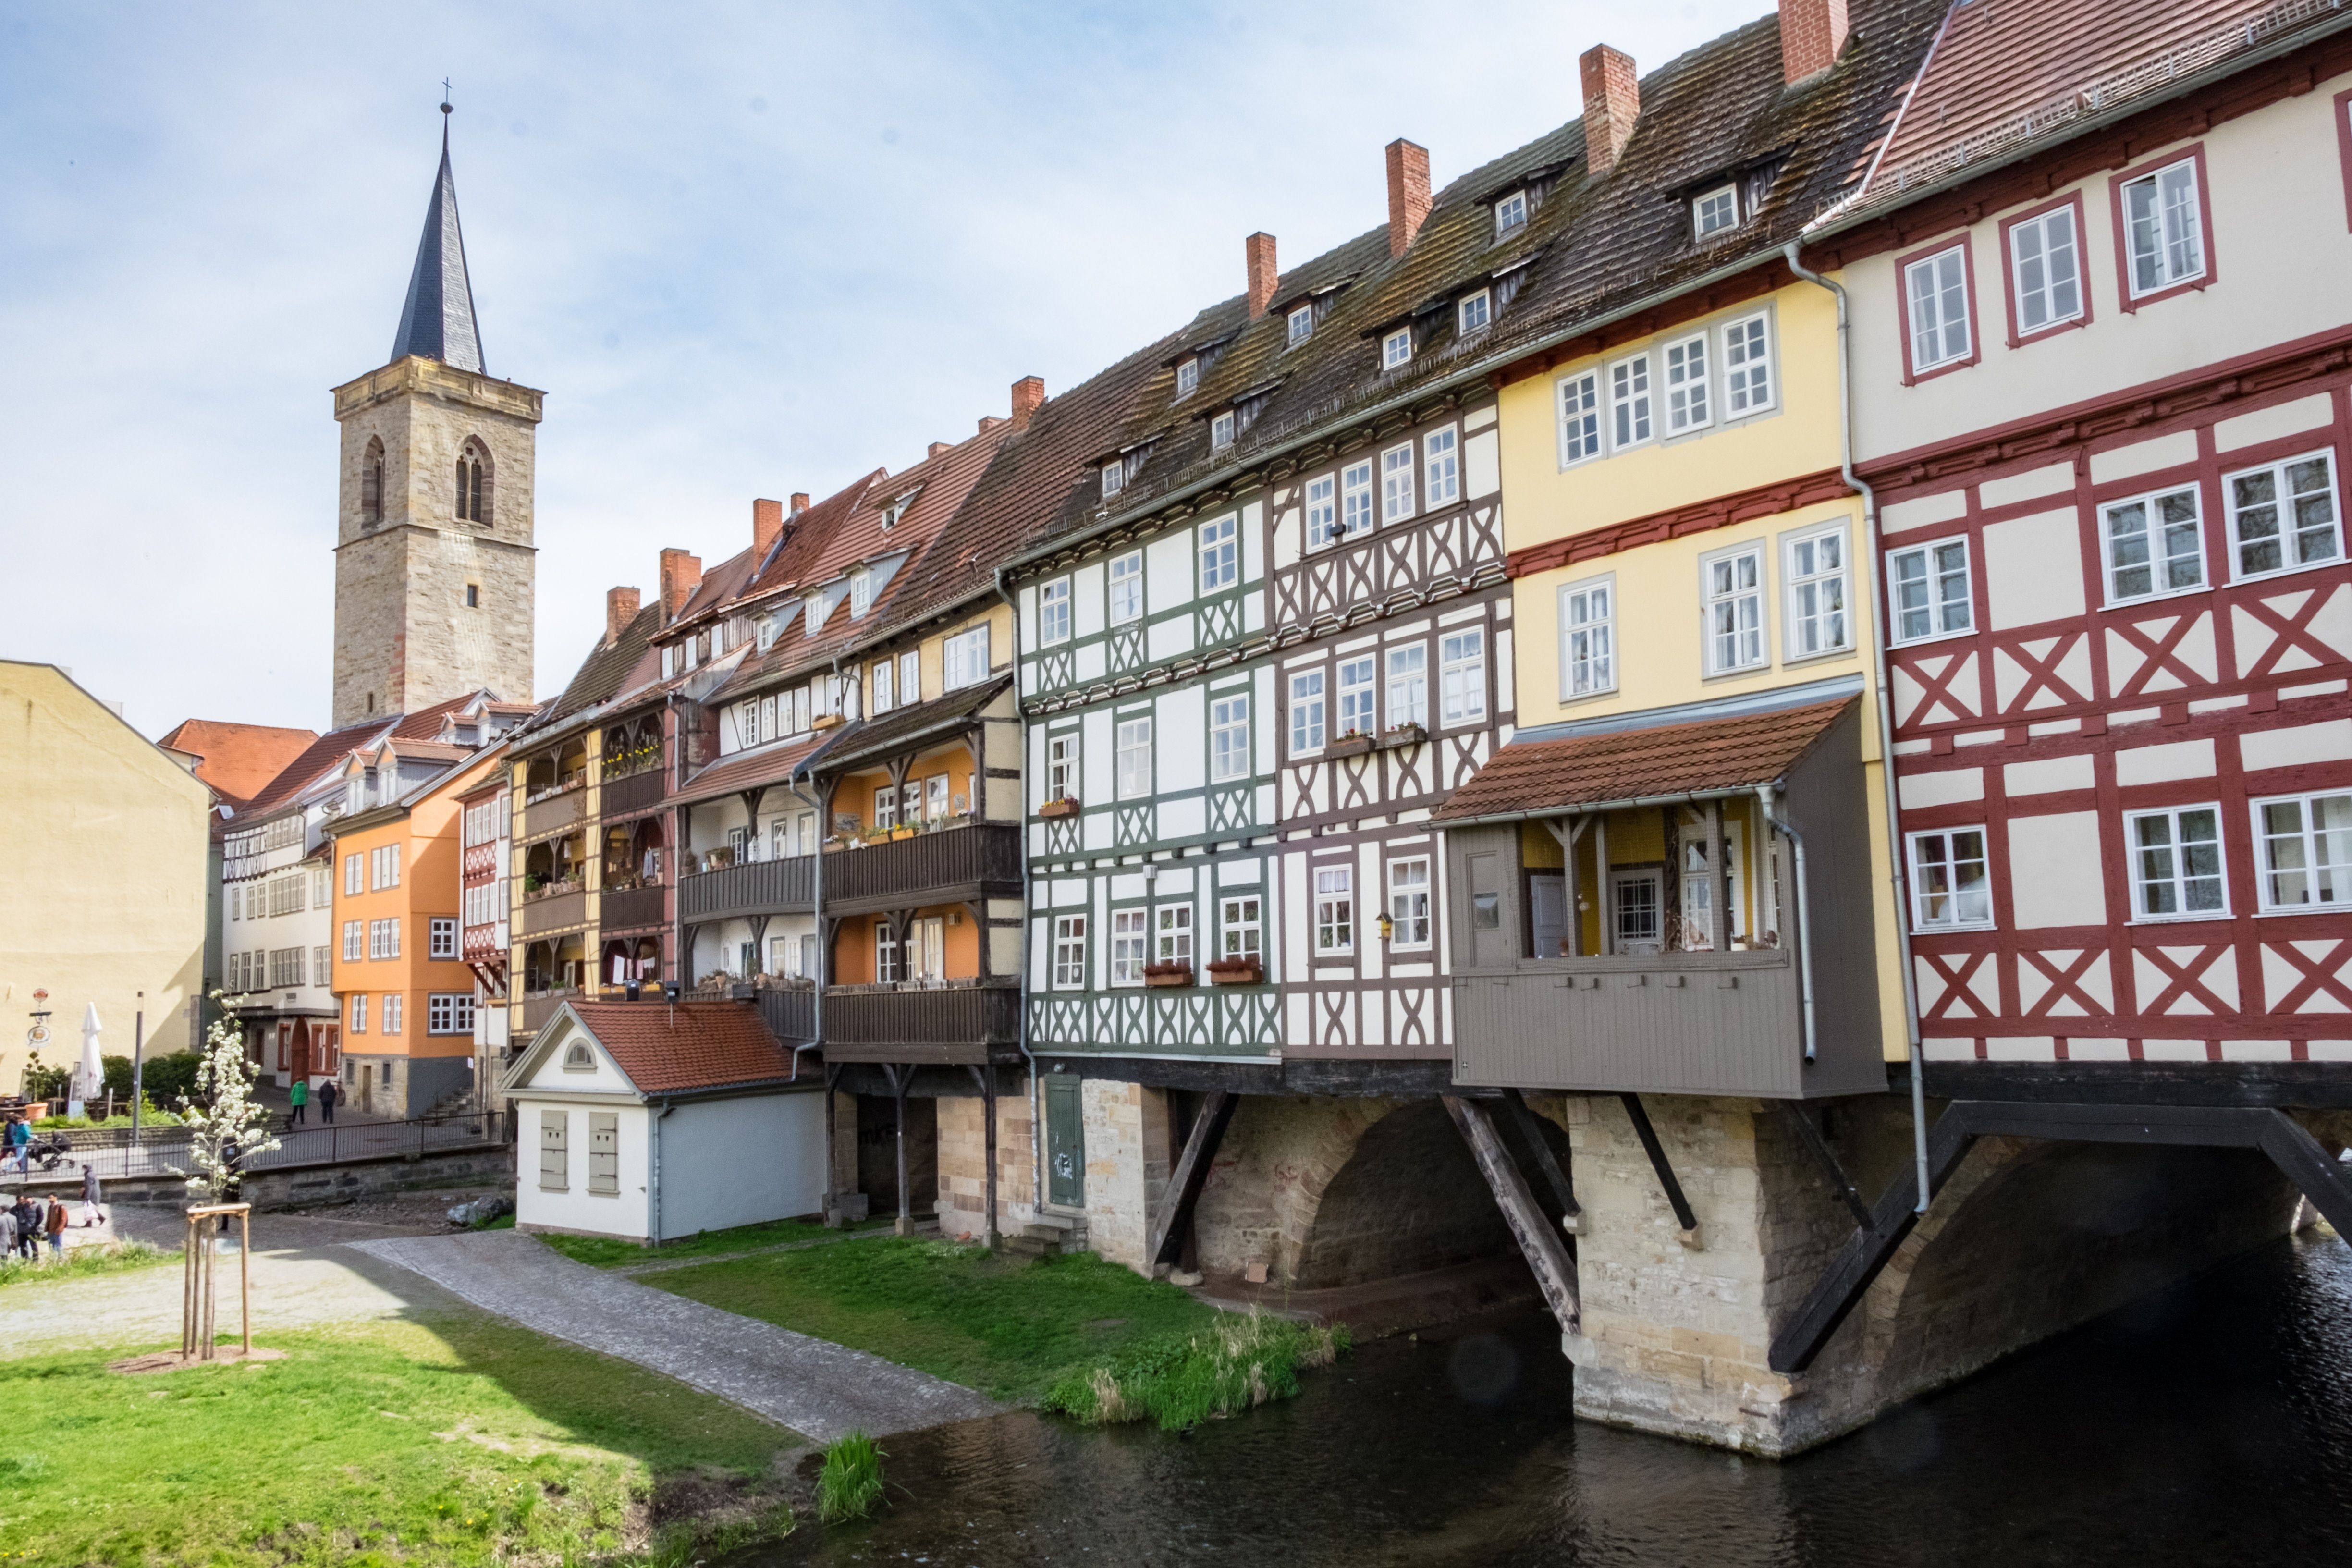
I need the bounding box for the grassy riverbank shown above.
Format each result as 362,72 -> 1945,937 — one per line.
0,1312 -> 798,1566
538,1214 -> 893,1269
646,1235 -> 1342,1414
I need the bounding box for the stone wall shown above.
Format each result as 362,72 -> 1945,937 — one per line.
1079,1078 -> 1170,1271
934,1085 -> 1037,1242
102,1144 -> 514,1210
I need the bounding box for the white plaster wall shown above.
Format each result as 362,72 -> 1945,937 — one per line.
515,1098 -> 651,1238
656,1090 -> 827,1238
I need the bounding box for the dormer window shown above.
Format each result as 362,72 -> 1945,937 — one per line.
1458,290 -> 1492,335
881,488 -> 919,532
1175,357 -> 1200,398
1211,410 -> 1236,450
1494,190 -> 1528,238
1101,460 -> 1124,500
1287,304 -> 1314,347
1694,184 -> 1740,238
804,592 -> 826,636
1383,328 -> 1413,369
756,615 -> 778,652
849,568 -> 873,618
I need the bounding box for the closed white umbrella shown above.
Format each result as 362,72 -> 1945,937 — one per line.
74,1003 -> 103,1115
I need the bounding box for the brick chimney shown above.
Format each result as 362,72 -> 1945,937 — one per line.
753,497 -> 785,556
929,441 -> 951,458
1779,0 -> 1850,84
658,548 -> 703,623
1010,375 -> 1045,429
1580,44 -> 1640,176
1386,140 -> 1432,258
605,587 -> 641,647
1245,232 -> 1277,319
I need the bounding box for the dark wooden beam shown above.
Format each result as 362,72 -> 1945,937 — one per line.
1444,1096 -> 1580,1335
1618,1093 -> 1699,1239
1772,1099 -> 1874,1230
1895,1060 -> 2352,1110
1502,1088 -> 1579,1229
1148,1090 -> 1237,1270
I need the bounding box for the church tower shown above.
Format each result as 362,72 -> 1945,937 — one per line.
331,106 -> 541,727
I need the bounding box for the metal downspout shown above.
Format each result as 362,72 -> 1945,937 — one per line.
1755,786 -> 1818,1065
649,1099 -> 674,1244
1783,240 -> 1934,1213
786,779 -> 826,1083
995,565 -> 1045,1225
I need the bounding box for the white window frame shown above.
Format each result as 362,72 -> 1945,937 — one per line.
1559,575 -> 1616,699
1494,190 -> 1528,237
1385,643 -> 1428,729
897,649 -> 920,705
1210,410 -> 1236,450
1336,655 -> 1376,739
2100,484 -> 2207,604
1381,442 -> 1416,524
1558,369 -> 1603,465
874,922 -> 902,985
944,625 -> 990,689
342,920 -> 362,962
428,917 -> 458,960
871,658 -> 894,714
1175,356 -> 1200,399
1220,895 -> 1262,963
1199,514 -> 1239,593
1052,914 -> 1088,988
1693,184 -> 1738,237
1387,857 -> 1432,949
1906,827 -> 1994,931
1439,627 -> 1486,725
1904,244 -> 1973,372
1383,327 -> 1412,369
1662,331 -> 1711,434
1424,428 -> 1459,508
1107,550 -> 1144,625
1314,867 -> 1354,955
1340,461 -> 1375,538
343,854 -> 363,897
849,568 -> 873,618
2254,790 -> 2352,912
2224,451 -> 2342,583
1783,523 -> 1853,660
1155,903 -> 1193,967
1887,537 -> 1974,645
1109,908 -> 1148,986
1115,716 -> 1153,800
1289,671 -> 1326,754
1211,693 -> 1251,781
2122,157 -> 2206,298
2128,804 -> 2229,921
1039,577 -> 1073,645
1609,353 -> 1653,449
2009,205 -> 2084,334
381,993 -> 403,1036
1457,290 -> 1491,335
349,993 -> 367,1034
1702,543 -> 1768,675
427,992 -> 474,1035
1101,460 -> 1124,500
1287,303 -> 1314,347
1046,733 -> 1079,803
1304,475 -> 1336,548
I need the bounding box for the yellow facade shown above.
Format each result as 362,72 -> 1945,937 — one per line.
1493,282 -> 1908,1057
0,662 -> 210,1090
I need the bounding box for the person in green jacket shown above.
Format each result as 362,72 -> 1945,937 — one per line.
289,1076 -> 308,1126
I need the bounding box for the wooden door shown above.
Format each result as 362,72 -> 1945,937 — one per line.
1045,1076 -> 1085,1209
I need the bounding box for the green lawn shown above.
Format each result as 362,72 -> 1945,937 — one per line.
646,1237 -> 1227,1402
0,1240 -> 176,1290
0,1312 -> 798,1567
538,1214 -> 888,1269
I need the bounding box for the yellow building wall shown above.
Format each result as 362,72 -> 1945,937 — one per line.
1493,282 -> 1909,1059
0,663 -> 209,1090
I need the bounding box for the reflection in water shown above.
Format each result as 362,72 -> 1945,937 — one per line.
744,1236 -> 2352,1567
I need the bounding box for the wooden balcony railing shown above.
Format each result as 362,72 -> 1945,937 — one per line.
819,980 -> 1020,1065
514,989 -> 581,1037
599,764 -> 667,818
824,822 -> 1020,912
516,886 -> 589,937
681,855 -> 815,921
600,882 -> 667,931
521,786 -> 586,843
756,985 -> 816,1044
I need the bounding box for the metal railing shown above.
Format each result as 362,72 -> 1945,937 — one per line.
6,1109 -> 509,1186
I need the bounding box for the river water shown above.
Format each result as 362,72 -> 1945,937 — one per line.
747,1234 -> 2352,1568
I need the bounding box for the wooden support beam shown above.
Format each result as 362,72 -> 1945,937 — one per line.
1503,1088 -> 1580,1232
1772,1100 -> 1874,1230
1148,1090 -> 1237,1269
1445,1095 -> 1580,1335
1618,1093 -> 1700,1242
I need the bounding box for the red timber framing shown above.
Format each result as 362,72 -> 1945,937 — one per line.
1869,353 -> 2352,1067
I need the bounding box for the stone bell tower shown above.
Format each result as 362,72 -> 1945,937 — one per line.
330,104 -> 541,727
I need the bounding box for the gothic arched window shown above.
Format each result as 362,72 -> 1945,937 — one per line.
361,437 -> 385,528
455,439 -> 493,525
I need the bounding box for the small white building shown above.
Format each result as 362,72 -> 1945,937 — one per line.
504,998 -> 825,1243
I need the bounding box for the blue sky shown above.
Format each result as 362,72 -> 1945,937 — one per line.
1,0 -> 1767,738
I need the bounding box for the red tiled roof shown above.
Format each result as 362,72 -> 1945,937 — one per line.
1433,699 -> 1854,821
673,731 -> 834,804
237,720 -> 395,817
155,718 -> 319,807
566,999 -> 797,1093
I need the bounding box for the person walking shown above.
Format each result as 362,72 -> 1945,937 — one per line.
317,1076 -> 338,1125
0,1200 -> 16,1262
289,1076 -> 308,1126
80,1160 -> 103,1227
44,1193 -> 69,1257
4,1114 -> 28,1175
8,1196 -> 34,1259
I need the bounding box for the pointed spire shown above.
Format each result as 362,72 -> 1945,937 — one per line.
390,96 -> 485,373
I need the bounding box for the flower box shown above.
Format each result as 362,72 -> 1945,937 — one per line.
1039,797 -> 1082,820
1327,734 -> 1374,759
1205,958 -> 1263,985
1142,962 -> 1195,988
811,713 -> 847,731
1377,723 -> 1426,750
890,826 -> 915,841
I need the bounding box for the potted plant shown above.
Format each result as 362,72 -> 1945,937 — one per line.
1378,722 -> 1427,749
1040,796 -> 1081,819
890,822 -> 916,841
1142,960 -> 1195,988
1206,956 -> 1264,985
1327,729 -> 1374,758
812,711 -> 846,731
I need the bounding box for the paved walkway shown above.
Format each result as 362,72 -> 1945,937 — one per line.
352,1229 -> 1003,1442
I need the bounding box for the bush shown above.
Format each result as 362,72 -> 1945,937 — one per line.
815,1433 -> 884,1524
1041,1309 -> 1350,1432
137,1052 -> 204,1106
20,1064 -> 70,1101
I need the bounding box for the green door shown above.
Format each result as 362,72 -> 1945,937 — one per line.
1045,1076 -> 1085,1209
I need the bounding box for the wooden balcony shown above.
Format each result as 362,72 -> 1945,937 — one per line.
681,855 -> 814,921
600,882 -> 667,931
514,990 -> 581,1038
515,885 -> 588,937
599,763 -> 667,818
521,785 -> 585,843
820,980 -> 1020,1065
824,822 -> 1020,915
756,985 -> 816,1045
